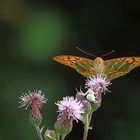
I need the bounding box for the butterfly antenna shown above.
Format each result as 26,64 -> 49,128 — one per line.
76,47 -> 96,58
100,50 -> 115,57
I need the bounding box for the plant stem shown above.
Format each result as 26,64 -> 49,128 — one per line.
56,134 -> 60,140
60,135 -> 65,140
35,126 -> 44,140
82,112 -> 93,140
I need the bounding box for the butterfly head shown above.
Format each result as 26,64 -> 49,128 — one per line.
94,57 -> 104,63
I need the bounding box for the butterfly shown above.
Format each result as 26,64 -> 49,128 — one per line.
53,55 -> 140,80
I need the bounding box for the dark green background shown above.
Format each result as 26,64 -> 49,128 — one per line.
0,0 -> 140,140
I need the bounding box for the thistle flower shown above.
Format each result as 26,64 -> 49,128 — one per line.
19,90 -> 47,109
19,90 -> 47,127
55,96 -> 84,136
82,74 -> 112,111
56,96 -> 84,122
85,74 -> 111,94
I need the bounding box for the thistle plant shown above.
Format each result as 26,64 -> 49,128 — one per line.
19,90 -> 47,140
18,74 -> 111,140
51,51 -> 140,139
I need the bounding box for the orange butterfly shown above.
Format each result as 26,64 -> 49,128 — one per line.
53,55 -> 140,80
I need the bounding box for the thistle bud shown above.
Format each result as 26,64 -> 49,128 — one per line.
76,89 -> 86,100
54,116 -> 73,136
29,102 -> 42,127
44,129 -> 56,140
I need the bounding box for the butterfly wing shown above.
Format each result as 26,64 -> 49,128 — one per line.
104,57 -> 140,80
53,55 -> 96,77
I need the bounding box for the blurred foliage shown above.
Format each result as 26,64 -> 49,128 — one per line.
15,8 -> 72,62
0,0 -> 140,140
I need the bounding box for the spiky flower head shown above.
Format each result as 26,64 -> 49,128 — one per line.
85,74 -> 111,94
55,96 -> 84,136
56,96 -> 84,122
19,90 -> 47,127
83,74 -> 111,112
19,90 -> 47,109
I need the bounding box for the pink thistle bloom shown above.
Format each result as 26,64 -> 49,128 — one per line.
19,90 -> 47,127
56,96 -> 84,122
85,74 -> 111,94
19,90 -> 47,109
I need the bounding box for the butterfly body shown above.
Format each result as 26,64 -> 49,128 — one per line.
53,55 -> 140,80
92,57 -> 106,74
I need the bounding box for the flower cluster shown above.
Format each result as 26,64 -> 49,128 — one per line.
18,74 -> 112,140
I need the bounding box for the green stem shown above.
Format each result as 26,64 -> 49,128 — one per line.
60,135 -> 65,140
35,126 -> 44,140
56,134 -> 60,140
85,113 -> 89,131
82,112 -> 93,140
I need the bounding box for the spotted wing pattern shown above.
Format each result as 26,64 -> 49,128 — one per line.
54,55 -> 140,80
53,55 -> 96,77
104,57 -> 140,80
